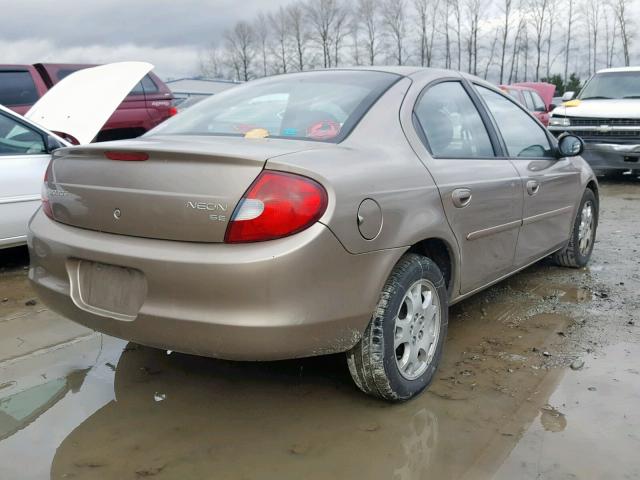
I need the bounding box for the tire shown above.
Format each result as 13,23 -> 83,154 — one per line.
553,188 -> 598,268
346,254 -> 448,402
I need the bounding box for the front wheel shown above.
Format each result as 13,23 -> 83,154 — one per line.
553,188 -> 598,268
346,254 -> 448,402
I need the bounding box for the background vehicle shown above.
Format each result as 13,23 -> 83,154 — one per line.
0,62 -> 153,249
549,67 -> 640,174
29,68 -> 598,402
0,63 -> 175,142
500,83 -> 555,126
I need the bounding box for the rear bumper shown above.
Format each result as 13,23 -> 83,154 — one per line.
28,210 -> 402,360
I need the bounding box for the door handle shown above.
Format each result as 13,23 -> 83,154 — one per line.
526,180 -> 540,196
452,188 -> 472,208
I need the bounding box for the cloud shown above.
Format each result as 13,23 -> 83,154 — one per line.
0,0 -> 293,79
0,39 -> 201,79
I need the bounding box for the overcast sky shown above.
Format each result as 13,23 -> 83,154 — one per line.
0,0 -> 292,79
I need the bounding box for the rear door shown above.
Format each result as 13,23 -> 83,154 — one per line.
0,109 -> 50,246
474,85 -> 581,267
408,78 -> 523,294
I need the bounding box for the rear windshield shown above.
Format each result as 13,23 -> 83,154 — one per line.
0,71 -> 39,106
148,70 -> 400,143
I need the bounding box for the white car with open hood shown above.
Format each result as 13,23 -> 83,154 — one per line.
0,62 -> 153,249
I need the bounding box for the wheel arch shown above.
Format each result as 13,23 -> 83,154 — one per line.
586,179 -> 599,205
406,237 -> 458,297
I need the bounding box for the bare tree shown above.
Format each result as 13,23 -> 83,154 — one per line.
332,4 -> 351,66
359,0 -> 381,65
463,0 -> 482,74
544,0 -> 557,78
381,0 -> 408,65
306,0 -> 341,68
508,16 -> 526,82
441,0 -> 452,68
586,0 -> 602,73
484,28 -> 500,78
415,0 -> 441,67
254,13 -> 270,77
499,0 -> 514,84
613,0 -> 632,66
225,21 -> 256,81
604,7 -> 617,68
288,3 -> 310,72
269,7 -> 289,74
563,0 -> 574,84
529,0 -> 549,81
198,43 -> 224,79
451,0 -> 463,70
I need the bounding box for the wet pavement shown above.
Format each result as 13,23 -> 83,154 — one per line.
1,177 -> 639,479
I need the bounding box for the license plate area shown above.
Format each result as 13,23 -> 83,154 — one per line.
67,259 -> 147,321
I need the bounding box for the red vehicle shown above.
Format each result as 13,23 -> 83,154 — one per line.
0,63 -> 175,141
499,82 -> 556,127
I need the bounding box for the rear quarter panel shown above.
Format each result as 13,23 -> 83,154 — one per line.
266,76 -> 458,261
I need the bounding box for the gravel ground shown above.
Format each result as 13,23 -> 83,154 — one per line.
0,176 -> 638,480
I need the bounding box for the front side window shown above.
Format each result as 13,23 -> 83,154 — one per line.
531,92 -> 546,111
0,71 -> 39,106
0,113 -> 46,155
522,91 -> 535,110
149,70 -> 399,143
414,81 -> 494,158
476,86 -> 553,158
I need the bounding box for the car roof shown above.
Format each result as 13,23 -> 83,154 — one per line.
597,66 -> 640,73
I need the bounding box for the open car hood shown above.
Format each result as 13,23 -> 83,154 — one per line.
25,62 -> 153,145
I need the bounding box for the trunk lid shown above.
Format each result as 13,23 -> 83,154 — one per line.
46,135 -> 324,242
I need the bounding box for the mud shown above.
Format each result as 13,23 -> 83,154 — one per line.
0,177 -> 639,479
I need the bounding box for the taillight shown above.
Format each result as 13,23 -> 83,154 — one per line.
168,106 -> 178,116
42,161 -> 54,219
104,151 -> 149,161
225,171 -> 328,243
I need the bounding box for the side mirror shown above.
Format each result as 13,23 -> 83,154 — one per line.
46,135 -> 64,153
561,91 -> 575,101
557,133 -> 584,157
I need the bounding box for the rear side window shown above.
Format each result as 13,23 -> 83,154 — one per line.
131,75 -> 159,95
414,81 -> 494,158
0,71 -> 39,106
149,70 -> 399,143
522,91 -> 535,110
476,86 -> 553,158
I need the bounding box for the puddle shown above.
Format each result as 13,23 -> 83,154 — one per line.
0,180 -> 639,479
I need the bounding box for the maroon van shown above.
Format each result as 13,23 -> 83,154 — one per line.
0,63 -> 176,142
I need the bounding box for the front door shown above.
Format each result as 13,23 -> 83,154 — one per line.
474,85 -> 582,267
409,79 -> 523,294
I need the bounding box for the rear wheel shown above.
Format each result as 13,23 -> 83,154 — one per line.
553,188 -> 598,268
346,254 -> 448,402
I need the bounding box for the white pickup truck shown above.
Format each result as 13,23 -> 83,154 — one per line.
548,67 -> 640,174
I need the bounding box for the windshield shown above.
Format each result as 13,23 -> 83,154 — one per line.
578,71 -> 640,100
148,70 -> 399,143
